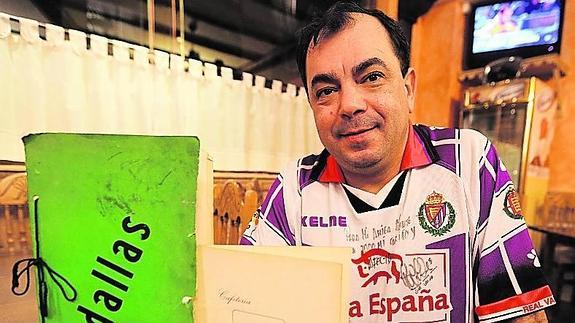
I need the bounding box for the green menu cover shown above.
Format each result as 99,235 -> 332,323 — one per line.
22,134 -> 200,322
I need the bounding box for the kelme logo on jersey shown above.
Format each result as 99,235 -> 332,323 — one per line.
503,188 -> 523,219
418,191 -> 455,237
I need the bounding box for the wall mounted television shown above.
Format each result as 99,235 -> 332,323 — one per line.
464,0 -> 564,70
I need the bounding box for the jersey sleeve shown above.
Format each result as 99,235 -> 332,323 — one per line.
239,174 -> 297,246
474,140 -> 554,322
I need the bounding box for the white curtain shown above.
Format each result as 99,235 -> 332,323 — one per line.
0,13 -> 323,172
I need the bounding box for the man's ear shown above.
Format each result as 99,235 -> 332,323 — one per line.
404,68 -> 416,114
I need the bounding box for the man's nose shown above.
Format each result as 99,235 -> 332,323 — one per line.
338,85 -> 366,118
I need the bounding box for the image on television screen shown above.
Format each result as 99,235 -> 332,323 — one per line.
472,0 -> 561,54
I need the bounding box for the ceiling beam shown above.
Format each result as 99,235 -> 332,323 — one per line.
31,0 -> 79,26
240,43 -> 295,73
154,0 -> 300,45
84,6 -> 263,60
73,0 -> 288,45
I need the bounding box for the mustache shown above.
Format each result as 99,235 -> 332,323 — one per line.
333,117 -> 379,136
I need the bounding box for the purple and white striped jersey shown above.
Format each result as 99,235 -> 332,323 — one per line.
240,124 -> 554,322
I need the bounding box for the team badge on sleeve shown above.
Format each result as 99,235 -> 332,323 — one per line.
418,191 -> 455,237
503,188 -> 523,219
242,211 -> 261,240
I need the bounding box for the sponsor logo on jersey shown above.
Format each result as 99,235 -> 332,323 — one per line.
418,191 -> 455,237
242,211 -> 261,239
301,215 -> 347,228
527,249 -> 541,268
522,296 -> 555,314
503,188 -> 523,219
349,251 -> 451,321
352,248 -> 403,288
363,291 -> 450,321
251,211 -> 260,226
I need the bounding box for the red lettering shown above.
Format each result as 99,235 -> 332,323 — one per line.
364,291 -> 451,318
533,302 -> 542,309
434,293 -> 449,310
522,302 -> 543,313
386,297 -> 401,321
349,300 -> 363,318
391,261 -> 401,284
418,295 -> 434,311
401,295 -> 417,312
369,293 -> 383,315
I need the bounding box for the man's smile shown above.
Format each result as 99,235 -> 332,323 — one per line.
339,125 -> 378,138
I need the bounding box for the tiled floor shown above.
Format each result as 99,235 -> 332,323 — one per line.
0,253 -> 38,323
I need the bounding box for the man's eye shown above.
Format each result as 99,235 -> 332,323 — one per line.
363,72 -> 383,83
316,88 -> 336,98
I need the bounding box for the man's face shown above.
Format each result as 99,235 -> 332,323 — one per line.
305,14 -> 416,176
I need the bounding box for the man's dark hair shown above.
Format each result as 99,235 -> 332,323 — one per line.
295,1 -> 410,90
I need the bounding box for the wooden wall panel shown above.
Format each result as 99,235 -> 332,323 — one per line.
375,0 -> 399,19
410,0 -> 574,191
548,0 -> 575,192
410,0 -> 465,127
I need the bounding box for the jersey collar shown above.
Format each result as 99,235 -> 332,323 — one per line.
316,124 -> 437,184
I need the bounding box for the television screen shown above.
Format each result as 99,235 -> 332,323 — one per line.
472,0 -> 561,54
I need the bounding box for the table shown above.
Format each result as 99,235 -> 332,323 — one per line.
528,224 -> 575,276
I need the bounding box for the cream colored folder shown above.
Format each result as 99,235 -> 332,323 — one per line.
195,150 -> 214,245
194,245 -> 350,323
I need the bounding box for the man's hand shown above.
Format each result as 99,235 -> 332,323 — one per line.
509,310 -> 548,322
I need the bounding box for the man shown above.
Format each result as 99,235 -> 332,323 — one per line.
240,2 -> 553,322
489,4 -> 518,34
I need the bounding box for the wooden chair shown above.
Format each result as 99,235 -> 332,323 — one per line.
212,182 -> 223,244
212,180 -> 245,244
212,172 -> 275,245
0,173 -> 30,255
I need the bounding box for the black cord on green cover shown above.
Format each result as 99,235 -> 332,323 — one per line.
11,196 -> 78,322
